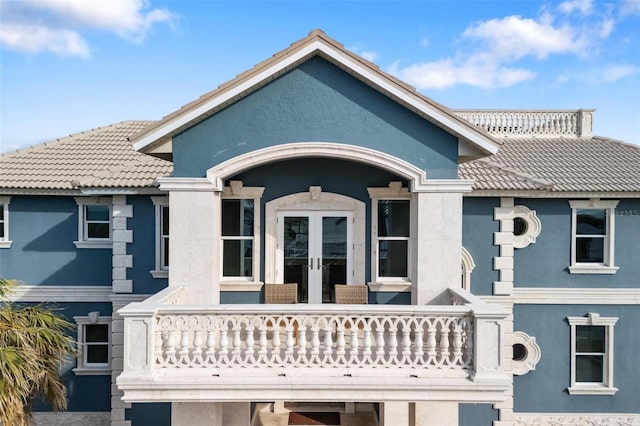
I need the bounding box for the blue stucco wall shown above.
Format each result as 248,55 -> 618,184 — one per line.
127,195 -> 168,294
513,304 -> 640,413
513,199 -> 640,287
126,403 -> 171,426
0,196 -> 111,285
462,197 -> 500,296
32,302 -> 112,412
173,56 -> 459,179
459,403 -> 499,426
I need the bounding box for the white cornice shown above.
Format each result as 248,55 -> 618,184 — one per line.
481,287 -> 640,304
157,177 -> 217,192
8,285 -> 113,302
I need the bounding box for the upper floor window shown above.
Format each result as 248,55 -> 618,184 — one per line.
150,196 -> 169,278
73,313 -> 111,375
567,313 -> 618,395
569,200 -> 618,274
369,182 -> 411,284
221,181 -> 264,283
74,197 -> 112,249
0,196 -> 11,248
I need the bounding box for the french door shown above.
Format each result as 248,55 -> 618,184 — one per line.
277,211 -> 353,304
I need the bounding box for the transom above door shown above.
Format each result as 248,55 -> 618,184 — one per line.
277,211 -> 353,304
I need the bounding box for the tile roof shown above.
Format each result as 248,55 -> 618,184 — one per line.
460,136 -> 640,193
0,121 -> 172,190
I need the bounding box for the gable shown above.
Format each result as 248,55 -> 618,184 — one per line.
173,57 -> 459,179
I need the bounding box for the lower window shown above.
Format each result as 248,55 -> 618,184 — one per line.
74,314 -> 111,375
567,313 -> 617,395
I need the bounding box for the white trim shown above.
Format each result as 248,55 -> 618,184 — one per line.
461,247 -> 476,291
567,313 -> 618,395
512,205 -> 541,249
0,196 -> 11,248
73,314 -> 112,375
510,287 -> 640,304
157,177 -> 217,192
150,196 -> 169,277
513,413 -> 640,425
512,331 -> 541,376
466,190 -> 640,198
73,196 -> 113,247
7,285 -> 113,302
220,282 -> 265,291
367,282 -> 412,292
569,199 -> 619,274
132,38 -> 498,155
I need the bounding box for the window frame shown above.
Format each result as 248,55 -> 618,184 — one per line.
150,196 -> 169,278
567,313 -> 618,395
220,181 -> 264,285
369,183 -> 412,284
73,197 -> 113,249
0,196 -> 12,248
73,314 -> 112,375
569,199 -> 618,274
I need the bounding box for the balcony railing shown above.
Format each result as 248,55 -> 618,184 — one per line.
117,286 -> 508,402
454,109 -> 594,138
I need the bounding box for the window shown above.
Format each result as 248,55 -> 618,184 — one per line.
74,197 -> 112,248
567,313 -> 618,395
150,196 -> 169,278
0,196 -> 11,248
74,313 -> 111,375
569,200 -> 618,274
220,181 -> 264,284
461,247 -> 475,291
512,205 -> 541,249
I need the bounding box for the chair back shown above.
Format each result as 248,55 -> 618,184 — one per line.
334,284 -> 368,304
264,283 -> 298,304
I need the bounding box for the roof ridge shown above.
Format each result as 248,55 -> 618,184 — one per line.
1,120 -> 154,157
477,158 -> 555,189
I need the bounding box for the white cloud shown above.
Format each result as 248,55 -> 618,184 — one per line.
0,23 -> 90,58
0,0 -> 176,57
619,0 -> 640,16
600,64 -> 640,82
558,0 -> 593,15
360,51 -> 378,62
598,18 -> 615,38
462,15 -> 586,60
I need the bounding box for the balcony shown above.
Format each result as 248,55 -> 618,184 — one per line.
117,286 -> 509,403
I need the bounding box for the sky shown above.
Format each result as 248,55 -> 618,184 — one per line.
1,0 -> 639,154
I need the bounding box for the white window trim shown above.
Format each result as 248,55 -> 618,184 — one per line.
512,205 -> 541,249
220,181 -> 264,286
567,313 -> 618,395
73,197 -> 113,249
0,196 -> 12,248
73,313 -> 112,375
368,182 -> 412,287
150,196 -> 169,278
461,247 -> 475,291
568,199 -> 619,274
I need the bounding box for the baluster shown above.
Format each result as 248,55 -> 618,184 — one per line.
310,327 -> 320,355
464,321 -> 474,366
219,323 -> 229,357
363,327 -> 372,356
452,324 -> 463,363
426,323 -> 437,359
401,323 -> 411,357
193,329 -> 203,358
323,327 -> 333,356
154,329 -> 163,363
375,326 -> 385,357
350,327 -> 359,357
166,329 -> 176,363
285,325 -> 295,355
388,327 -> 398,358
336,324 -> 345,355
414,327 -> 424,358
298,326 -> 307,356
245,326 -> 255,357
439,323 -> 451,360
258,325 -> 268,356
232,323 -> 242,355
205,329 -> 216,361
179,327 -> 190,363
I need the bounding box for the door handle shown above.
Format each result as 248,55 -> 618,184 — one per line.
309,258 -> 314,269
317,258 -> 322,270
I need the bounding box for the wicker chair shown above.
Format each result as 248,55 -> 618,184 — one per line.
264,283 -> 298,304
334,284 -> 368,304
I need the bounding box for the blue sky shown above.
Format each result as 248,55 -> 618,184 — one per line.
1,0 -> 639,153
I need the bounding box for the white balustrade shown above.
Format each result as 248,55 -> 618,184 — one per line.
454,109 -> 593,138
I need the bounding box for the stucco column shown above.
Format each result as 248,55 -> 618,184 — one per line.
162,178 -> 220,304
414,401 -> 459,426
172,402 -> 222,426
380,401 -> 409,426
412,184 -> 467,305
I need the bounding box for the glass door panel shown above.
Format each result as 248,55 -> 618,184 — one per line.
283,217 -> 309,304
321,216 -> 347,303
